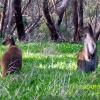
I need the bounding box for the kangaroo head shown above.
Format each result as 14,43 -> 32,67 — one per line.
79,23 -> 94,38
2,35 -> 15,46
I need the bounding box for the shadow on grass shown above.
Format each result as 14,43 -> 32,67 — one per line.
23,55 -> 77,68
38,95 -> 65,100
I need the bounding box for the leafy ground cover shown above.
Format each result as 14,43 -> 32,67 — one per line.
0,39 -> 100,100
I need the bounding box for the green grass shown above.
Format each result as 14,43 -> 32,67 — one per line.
0,39 -> 100,100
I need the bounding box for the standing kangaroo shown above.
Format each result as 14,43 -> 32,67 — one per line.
1,35 -> 22,77
77,23 -> 98,72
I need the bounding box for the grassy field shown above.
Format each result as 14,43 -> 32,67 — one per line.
0,39 -> 100,100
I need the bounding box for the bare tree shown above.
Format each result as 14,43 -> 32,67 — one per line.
54,0 -> 69,39
95,28 -> 100,41
72,0 -> 78,42
14,0 -> 26,41
43,0 -> 69,41
64,10 -> 68,40
0,0 -> 8,38
72,0 -> 84,42
0,0 -> 14,38
93,0 -> 99,34
43,0 -> 59,41
0,0 -> 26,41
25,0 -> 42,34
78,0 -> 83,30
5,0 -> 14,34
94,22 -> 100,41
11,0 -> 32,35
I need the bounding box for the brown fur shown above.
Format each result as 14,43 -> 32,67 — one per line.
1,35 -> 22,77
77,23 -> 98,72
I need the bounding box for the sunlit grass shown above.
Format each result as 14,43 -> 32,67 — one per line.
0,40 -> 100,100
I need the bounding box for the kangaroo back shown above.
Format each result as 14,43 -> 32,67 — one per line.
1,35 -> 22,77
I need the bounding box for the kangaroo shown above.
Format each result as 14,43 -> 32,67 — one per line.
77,23 -> 98,72
1,35 -> 22,77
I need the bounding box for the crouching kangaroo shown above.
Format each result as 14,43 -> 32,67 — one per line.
77,23 -> 98,72
1,35 -> 22,77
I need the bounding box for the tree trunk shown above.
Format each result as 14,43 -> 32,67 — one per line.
94,0 -> 99,34
14,0 -> 26,41
76,0 -> 84,42
6,0 -> 14,34
43,0 -> 59,41
95,28 -> 100,41
72,0 -> 78,42
30,0 -> 35,22
78,0 -> 83,30
11,0 -> 31,35
43,0 -> 69,41
64,11 -> 68,40
0,0 -> 8,38
55,0 -> 69,39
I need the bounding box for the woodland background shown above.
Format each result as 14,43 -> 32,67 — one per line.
0,0 -> 100,42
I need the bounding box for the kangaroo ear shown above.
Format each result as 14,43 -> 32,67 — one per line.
87,23 -> 94,36
79,28 -> 83,33
79,28 -> 84,36
8,35 -> 12,39
87,23 -> 92,29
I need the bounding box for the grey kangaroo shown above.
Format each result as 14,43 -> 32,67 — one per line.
77,23 -> 98,72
